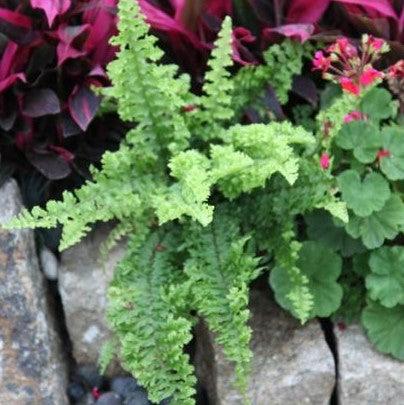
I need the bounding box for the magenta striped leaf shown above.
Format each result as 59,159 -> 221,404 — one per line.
68,85 -> 100,131
31,0 -> 72,26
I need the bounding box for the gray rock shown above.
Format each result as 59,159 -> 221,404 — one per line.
0,179 -> 68,404
40,246 -> 59,280
195,288 -> 335,405
123,388 -> 150,405
96,392 -> 122,405
336,324 -> 404,404
59,223 -> 126,374
111,376 -> 140,398
76,364 -> 105,389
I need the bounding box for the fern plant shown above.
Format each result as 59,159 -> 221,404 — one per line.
6,0 -> 402,403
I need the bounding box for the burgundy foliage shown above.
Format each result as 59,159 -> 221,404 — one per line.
0,0 -> 118,180
1,0 -> 403,182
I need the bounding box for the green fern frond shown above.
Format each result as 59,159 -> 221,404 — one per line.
153,150 -> 214,226
200,16 -> 234,124
271,227 -> 313,323
98,340 -> 117,375
316,92 -> 360,145
216,123 -> 314,197
155,122 -> 314,225
106,0 -> 191,153
6,144 -> 144,250
184,209 -> 261,392
108,228 -> 196,404
232,40 -> 309,116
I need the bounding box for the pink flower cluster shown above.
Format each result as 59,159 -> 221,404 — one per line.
313,35 -> 402,96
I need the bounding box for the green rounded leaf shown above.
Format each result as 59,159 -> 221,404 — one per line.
367,246 -> 404,307
335,121 -> 381,163
346,195 -> 404,249
380,126 -> 404,180
362,301 -> 404,360
338,170 -> 390,217
306,210 -> 365,257
270,241 -> 342,318
360,87 -> 397,121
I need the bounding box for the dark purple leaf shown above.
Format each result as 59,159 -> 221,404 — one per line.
26,44 -> 56,81
56,24 -> 90,65
22,89 -> 61,117
0,73 -> 25,93
30,0 -> 72,27
59,111 -> 82,138
263,23 -> 315,42
0,7 -> 33,43
244,107 -> 261,123
69,85 -> 100,131
83,0 -> 117,65
0,41 -> 25,81
292,76 -> 319,106
263,86 -> 285,120
0,106 -> 17,131
287,0 -> 331,24
0,8 -> 32,29
26,148 -> 72,180
335,0 -> 398,19
0,41 -> 27,92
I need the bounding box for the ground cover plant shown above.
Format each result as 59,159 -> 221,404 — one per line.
4,0 -> 404,404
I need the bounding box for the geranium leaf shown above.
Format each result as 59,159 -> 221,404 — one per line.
338,170 -> 390,217
362,301 -> 404,360
367,247 -> 404,308
346,195 -> 404,249
305,210 -> 365,257
335,121 -> 381,163
271,241 -> 343,318
360,87 -> 397,122
379,126 -> 404,181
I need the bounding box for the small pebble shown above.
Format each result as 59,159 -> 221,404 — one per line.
124,388 -> 150,405
96,392 -> 122,405
75,364 -> 105,389
67,382 -> 86,402
111,376 -> 140,398
40,247 -> 59,280
76,393 -> 96,405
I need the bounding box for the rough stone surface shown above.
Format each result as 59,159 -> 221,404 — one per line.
40,247 -> 59,280
0,179 -> 68,404
59,223 -> 126,372
195,287 -> 336,405
336,324 -> 404,404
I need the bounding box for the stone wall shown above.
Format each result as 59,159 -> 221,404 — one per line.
1,179 -> 403,404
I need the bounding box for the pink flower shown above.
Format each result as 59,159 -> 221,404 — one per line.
377,149 -> 390,160
91,387 -> 101,400
320,152 -> 330,170
312,51 -> 331,72
366,36 -> 385,51
388,60 -> 404,79
329,37 -> 357,58
339,77 -> 360,96
344,111 -> 366,123
359,67 -> 383,86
